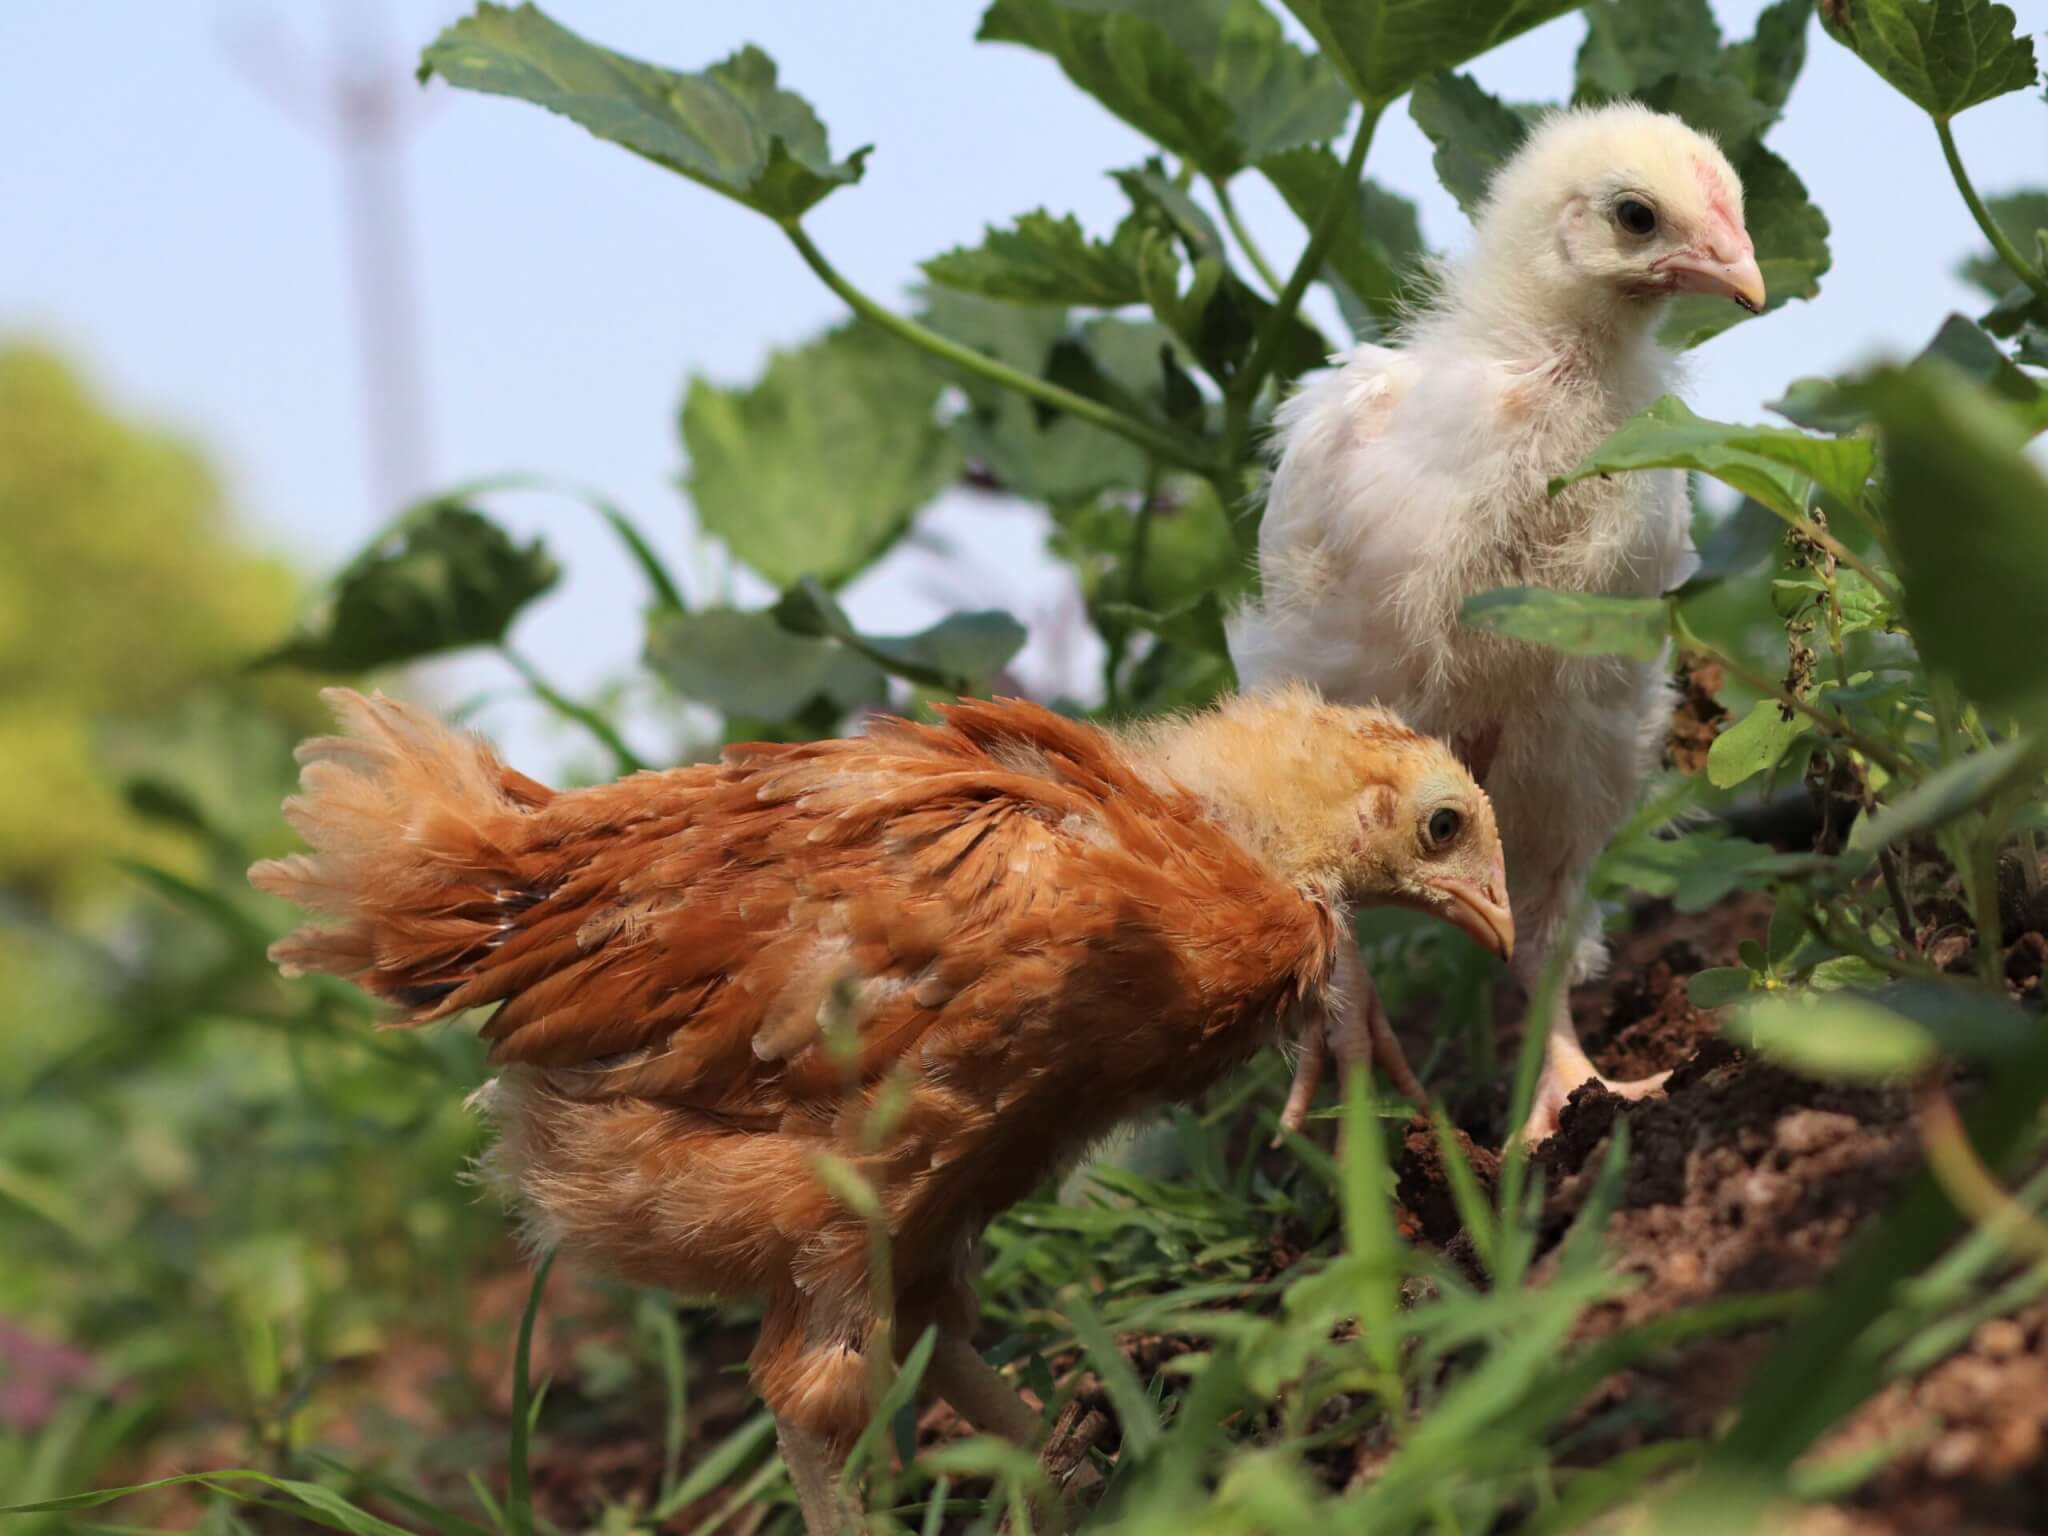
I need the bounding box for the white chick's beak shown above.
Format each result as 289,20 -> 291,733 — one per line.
1653,230 -> 1767,313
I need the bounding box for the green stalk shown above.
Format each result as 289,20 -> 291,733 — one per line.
1211,176 -> 1283,296
1672,618 -> 1912,779
1969,832 -> 2006,987
499,646 -> 649,776
1796,511 -> 1901,610
1223,102 -> 1383,463
1937,118 -> 2048,304
780,222 -> 1215,473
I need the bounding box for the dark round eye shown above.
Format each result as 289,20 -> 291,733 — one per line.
1427,807 -> 1463,847
1615,197 -> 1658,236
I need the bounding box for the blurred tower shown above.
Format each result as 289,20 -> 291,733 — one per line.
227,0 -> 433,515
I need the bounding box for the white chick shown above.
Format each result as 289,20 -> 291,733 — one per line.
1231,103 -> 1765,1144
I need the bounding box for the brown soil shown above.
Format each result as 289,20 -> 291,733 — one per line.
1386,894 -> 2048,1535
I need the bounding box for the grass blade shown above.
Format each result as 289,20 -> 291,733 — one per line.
506,1249 -> 557,1536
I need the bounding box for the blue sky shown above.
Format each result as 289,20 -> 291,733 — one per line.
3,2 -> 2040,768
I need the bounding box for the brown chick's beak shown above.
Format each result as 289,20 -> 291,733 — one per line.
1426,876 -> 1515,960
1655,245 -> 1767,313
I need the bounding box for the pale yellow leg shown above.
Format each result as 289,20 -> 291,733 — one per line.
1512,998 -> 1670,1146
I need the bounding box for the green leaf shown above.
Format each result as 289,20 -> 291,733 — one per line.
922,210 -> 1146,307
419,6 -> 867,219
1660,145 -> 1831,349
1458,586 -> 1671,660
918,291 -> 1151,501
1958,190 -> 2048,296
1867,360 -> 2048,715
978,0 -> 1351,178
1096,592 -> 1233,658
774,578 -> 1026,694
1574,0 -> 1814,155
1768,376 -> 1870,435
1552,394 -> 1872,520
1806,955 -> 1891,991
0,1473 -> 418,1534
1918,311 -> 2043,406
1687,965 -> 1755,1008
1137,238 -> 1328,390
1408,72 -> 1538,216
1723,0 -> 1817,118
1258,146 -> 1425,337
256,503 -> 558,672
1727,993 -> 1936,1080
1574,0 -> 1724,103
644,607 -> 883,721
1820,0 -> 2038,120
1848,736 -> 2040,855
681,320 -> 961,590
1114,161 -> 1228,257
1707,699 -> 1808,789
1279,0 -> 1585,107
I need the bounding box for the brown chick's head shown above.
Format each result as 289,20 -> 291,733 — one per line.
1126,683 -> 1512,959
1472,102 -> 1765,322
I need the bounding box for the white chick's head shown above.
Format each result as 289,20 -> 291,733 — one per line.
1466,103 -> 1764,334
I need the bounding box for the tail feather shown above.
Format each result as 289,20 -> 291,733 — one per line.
249,688 -> 554,1019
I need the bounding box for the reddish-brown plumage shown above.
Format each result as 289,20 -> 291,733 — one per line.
252,686 -> 1505,1466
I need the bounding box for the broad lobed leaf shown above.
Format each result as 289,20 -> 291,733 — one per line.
1821,0 -> 2039,120
1258,146 -> 1426,337
1867,359 -> 2048,716
1956,189 -> 2048,297
1280,0 -> 1584,107
979,0 -> 1351,179
644,606 -> 883,721
420,4 -> 867,219
256,503 -> 559,673
922,210 -> 1147,307
1552,394 -> 1872,519
1407,71 -> 1542,216
1458,586 -> 1672,661
775,577 -> 1027,694
680,320 -> 961,590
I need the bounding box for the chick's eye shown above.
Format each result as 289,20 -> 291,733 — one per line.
1427,807 -> 1463,847
1615,197 -> 1658,237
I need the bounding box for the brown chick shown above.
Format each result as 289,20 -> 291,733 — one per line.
250,683 -> 1509,1533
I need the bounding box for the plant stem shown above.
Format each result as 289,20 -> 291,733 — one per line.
500,646 -> 649,775
1798,511 -> 1901,612
1937,118 -> 2048,305
780,221 -> 1215,473
1676,620 -> 1912,779
1211,176 -> 1283,296
1224,102 -> 1382,463
1969,832 -> 2006,988
1916,1080 -> 2048,1267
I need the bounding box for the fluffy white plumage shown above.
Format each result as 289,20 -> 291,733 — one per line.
1230,103 -> 1766,1140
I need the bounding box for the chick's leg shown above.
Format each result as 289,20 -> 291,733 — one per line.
1277,943 -> 1427,1144
927,1332 -> 1045,1448
1505,860 -> 1667,1147
776,1416 -> 861,1536
1513,993 -> 1670,1146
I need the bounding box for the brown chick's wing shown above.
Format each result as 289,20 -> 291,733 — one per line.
254,691 -> 1335,1138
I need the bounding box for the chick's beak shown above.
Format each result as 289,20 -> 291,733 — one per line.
1424,858 -> 1515,961
1654,238 -> 1767,313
